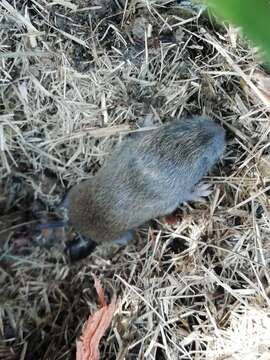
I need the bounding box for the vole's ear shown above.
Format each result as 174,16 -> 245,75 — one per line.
65,234 -> 97,262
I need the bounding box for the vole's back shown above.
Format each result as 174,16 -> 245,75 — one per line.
68,116 -> 225,243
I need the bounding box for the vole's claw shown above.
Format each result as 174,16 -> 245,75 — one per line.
189,182 -> 213,202
113,230 -> 135,246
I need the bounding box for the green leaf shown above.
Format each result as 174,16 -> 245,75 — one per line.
206,0 -> 270,60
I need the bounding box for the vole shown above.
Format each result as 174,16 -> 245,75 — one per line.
64,116 -> 225,260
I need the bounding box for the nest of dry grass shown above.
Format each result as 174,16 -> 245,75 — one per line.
1,0 -> 270,359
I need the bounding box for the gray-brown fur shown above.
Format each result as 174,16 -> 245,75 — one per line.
67,116 -> 225,244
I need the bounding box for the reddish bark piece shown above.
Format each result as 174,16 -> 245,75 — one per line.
76,276 -> 118,360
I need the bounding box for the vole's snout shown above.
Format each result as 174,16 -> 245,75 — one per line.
214,128 -> 226,154
65,233 -> 97,262
205,120 -> 226,158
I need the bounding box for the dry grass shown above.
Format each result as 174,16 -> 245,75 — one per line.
1,0 -> 270,359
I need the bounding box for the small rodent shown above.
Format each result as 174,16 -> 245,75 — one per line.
65,116 -> 225,259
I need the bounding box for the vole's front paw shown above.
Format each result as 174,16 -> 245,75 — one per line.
188,182 -> 213,202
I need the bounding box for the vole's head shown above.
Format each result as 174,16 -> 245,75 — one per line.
166,116 -> 226,184
181,116 -> 225,167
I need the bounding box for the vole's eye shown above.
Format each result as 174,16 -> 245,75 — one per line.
64,233 -> 97,262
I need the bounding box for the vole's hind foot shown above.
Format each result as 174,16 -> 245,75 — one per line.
188,182 -> 213,202
65,234 -> 97,261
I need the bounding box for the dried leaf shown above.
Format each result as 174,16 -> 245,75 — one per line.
164,214 -> 179,226
76,276 -> 118,360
